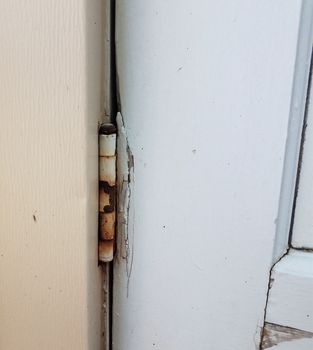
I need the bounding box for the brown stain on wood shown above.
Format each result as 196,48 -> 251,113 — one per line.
261,322 -> 313,349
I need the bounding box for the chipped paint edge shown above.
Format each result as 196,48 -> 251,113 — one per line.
115,112 -> 135,295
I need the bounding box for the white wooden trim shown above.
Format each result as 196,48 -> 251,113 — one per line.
266,250 -> 313,333
273,0 -> 313,260
292,80 -> 313,248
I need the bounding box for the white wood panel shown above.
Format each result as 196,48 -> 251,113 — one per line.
292,88 -> 313,248
113,1 -> 302,349
0,1 -> 104,349
266,250 -> 313,333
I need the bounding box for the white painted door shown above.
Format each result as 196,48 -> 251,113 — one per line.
112,1 -> 312,350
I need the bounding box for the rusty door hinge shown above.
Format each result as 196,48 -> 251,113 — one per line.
98,123 -> 116,262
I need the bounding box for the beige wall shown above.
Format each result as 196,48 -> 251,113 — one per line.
0,1 -> 104,349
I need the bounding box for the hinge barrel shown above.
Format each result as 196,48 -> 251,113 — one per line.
99,124 -> 117,262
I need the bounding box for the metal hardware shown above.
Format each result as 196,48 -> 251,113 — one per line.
99,123 -> 117,262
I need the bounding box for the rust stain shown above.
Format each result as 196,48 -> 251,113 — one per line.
99,186 -> 110,211
99,240 -> 114,262
261,322 -> 313,349
99,156 -> 116,186
99,181 -> 116,213
99,211 -> 115,240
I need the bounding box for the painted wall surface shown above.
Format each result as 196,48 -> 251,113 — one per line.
0,1 -> 104,349
113,1 -> 303,349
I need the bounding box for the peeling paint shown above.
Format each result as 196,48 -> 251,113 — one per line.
115,112 -> 135,295
261,322 -> 313,349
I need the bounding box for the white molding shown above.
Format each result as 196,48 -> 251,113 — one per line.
273,0 -> 313,261
266,250 -> 313,333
